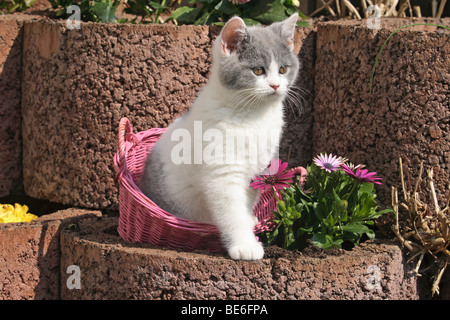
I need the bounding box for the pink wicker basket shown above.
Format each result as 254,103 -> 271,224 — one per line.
114,117 -> 277,253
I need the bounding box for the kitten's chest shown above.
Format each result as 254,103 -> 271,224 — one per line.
219,104 -> 284,164
244,102 -> 284,134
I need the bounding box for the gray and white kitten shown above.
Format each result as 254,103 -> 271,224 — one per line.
140,14 -> 300,260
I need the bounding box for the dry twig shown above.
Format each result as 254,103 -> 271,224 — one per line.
308,0 -> 335,17
309,0 -> 430,19
391,158 -> 450,296
437,0 -> 447,18
343,0 -> 362,19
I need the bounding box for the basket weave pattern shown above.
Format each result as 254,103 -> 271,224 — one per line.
114,118 -> 277,253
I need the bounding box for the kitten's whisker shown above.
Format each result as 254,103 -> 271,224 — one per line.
284,89 -> 304,116
240,93 -> 259,113
289,85 -> 312,97
284,92 -> 299,116
229,90 -> 254,111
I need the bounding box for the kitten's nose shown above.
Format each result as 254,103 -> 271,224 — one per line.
270,84 -> 280,91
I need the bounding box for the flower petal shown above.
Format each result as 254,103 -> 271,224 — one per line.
267,159 -> 280,175
278,160 -> 288,173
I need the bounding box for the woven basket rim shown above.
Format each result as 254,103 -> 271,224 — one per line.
114,117 -> 279,241
114,120 -> 225,233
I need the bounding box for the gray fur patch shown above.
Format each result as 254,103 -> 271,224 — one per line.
219,25 -> 299,90
140,146 -> 182,216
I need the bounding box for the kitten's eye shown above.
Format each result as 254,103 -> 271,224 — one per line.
279,66 -> 288,74
253,67 -> 265,76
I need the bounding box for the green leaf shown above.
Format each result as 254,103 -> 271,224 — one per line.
277,200 -> 286,213
330,238 -> 344,249
242,18 -> 260,26
326,213 -> 335,227
56,8 -> 65,17
194,9 -> 213,25
376,208 -> 394,216
297,9 -> 308,20
311,233 -> 334,249
285,232 -> 296,249
116,18 -> 129,23
313,202 -> 326,221
248,0 -> 287,24
169,6 -> 201,24
9,3 -> 20,13
366,229 -> 375,239
295,203 -> 304,212
214,0 -> 240,16
149,1 -> 168,10
341,223 -> 370,235
359,182 -> 375,196
91,0 -> 119,22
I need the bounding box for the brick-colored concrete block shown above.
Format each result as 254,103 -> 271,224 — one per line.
0,14 -> 38,196
312,19 -> 450,207
21,20 -> 214,209
61,215 -> 418,300
21,20 -> 315,209
0,208 -> 101,300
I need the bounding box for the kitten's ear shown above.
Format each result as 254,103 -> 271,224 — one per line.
220,16 -> 246,57
273,13 -> 298,51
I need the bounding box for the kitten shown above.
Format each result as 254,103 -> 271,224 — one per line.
140,14 -> 300,260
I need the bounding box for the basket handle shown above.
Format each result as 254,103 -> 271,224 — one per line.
118,117 -> 137,163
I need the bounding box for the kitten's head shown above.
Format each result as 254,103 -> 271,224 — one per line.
213,14 -> 300,105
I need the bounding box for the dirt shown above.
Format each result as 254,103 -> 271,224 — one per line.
264,240 -> 346,260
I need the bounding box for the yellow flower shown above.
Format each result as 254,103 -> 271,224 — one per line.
0,203 -> 38,223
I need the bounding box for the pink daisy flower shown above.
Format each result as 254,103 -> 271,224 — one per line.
313,153 -> 345,173
340,164 -> 382,185
250,159 -> 295,192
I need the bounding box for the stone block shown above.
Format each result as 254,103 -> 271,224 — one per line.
61,215 -> 418,300
0,208 -> 101,299
0,14 -> 38,196
312,18 -> 450,207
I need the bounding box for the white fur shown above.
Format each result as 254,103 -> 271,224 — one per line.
145,17 -> 297,260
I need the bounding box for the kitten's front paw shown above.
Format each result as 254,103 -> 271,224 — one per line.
228,241 -> 264,260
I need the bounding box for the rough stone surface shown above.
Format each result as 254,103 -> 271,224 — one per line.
61,215 -> 418,300
313,18 -> 450,207
281,27 -> 316,168
21,20 -> 212,209
21,19 -> 315,209
0,208 -> 101,300
0,14 -> 37,196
